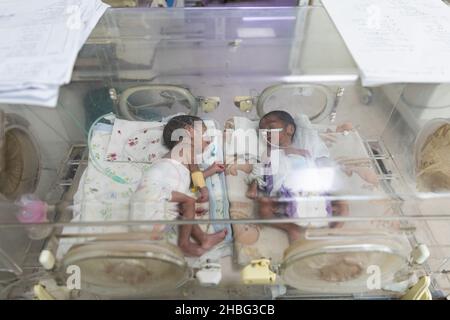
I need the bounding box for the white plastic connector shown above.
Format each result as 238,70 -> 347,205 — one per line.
411,244 -> 430,265
39,250 -> 56,270
196,262 -> 222,287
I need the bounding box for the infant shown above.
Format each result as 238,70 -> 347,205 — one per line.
130,115 -> 226,257
246,111 -> 349,242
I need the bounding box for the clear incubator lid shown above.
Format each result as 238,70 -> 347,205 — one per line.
280,229 -> 411,294
61,240 -> 189,298
1,5 -> 450,299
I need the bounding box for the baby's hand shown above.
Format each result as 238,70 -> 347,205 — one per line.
206,161 -> 225,175
285,147 -> 311,158
197,186 -> 209,203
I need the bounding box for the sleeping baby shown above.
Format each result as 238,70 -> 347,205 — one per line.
246,110 -> 349,243
130,115 -> 226,257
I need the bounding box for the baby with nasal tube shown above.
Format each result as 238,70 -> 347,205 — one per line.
246,111 -> 349,243
130,115 -> 226,257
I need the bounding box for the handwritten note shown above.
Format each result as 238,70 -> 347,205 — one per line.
0,0 -> 108,107
322,0 -> 450,86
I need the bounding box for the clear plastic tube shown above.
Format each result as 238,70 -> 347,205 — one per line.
87,113 -> 128,185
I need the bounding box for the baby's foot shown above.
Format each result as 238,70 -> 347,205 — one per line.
201,229 -> 227,250
179,242 -> 207,257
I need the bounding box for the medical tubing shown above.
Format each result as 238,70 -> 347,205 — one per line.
87,112 -> 128,184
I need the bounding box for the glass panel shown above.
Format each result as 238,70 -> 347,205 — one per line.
0,7 -> 449,299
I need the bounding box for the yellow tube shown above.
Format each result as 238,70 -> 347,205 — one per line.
191,171 -> 206,189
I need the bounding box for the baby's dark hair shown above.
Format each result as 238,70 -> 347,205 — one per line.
260,110 -> 296,137
163,115 -> 204,149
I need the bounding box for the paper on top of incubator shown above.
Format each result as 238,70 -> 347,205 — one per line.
0,0 -> 108,85
0,0 -> 108,107
0,83 -> 59,107
322,0 -> 450,86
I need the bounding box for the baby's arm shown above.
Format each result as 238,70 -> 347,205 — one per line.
192,162 -> 225,203
170,191 -> 196,210
203,161 -> 225,178
189,162 -> 225,204
189,164 -> 209,203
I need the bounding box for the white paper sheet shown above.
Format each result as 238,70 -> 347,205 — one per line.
0,0 -> 108,107
322,0 -> 450,86
0,85 -> 59,107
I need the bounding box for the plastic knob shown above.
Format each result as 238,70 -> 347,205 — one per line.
39,250 -> 56,270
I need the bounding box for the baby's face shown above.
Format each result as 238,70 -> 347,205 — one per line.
259,115 -> 293,148
188,123 -> 211,154
200,125 -> 211,151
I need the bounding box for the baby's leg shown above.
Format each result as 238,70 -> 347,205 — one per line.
170,192 -> 206,257
246,181 -> 258,199
191,225 -> 227,250
171,191 -> 226,256
329,200 -> 350,228
258,197 -> 304,243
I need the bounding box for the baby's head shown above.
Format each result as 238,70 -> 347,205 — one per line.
163,115 -> 210,153
259,110 -> 296,148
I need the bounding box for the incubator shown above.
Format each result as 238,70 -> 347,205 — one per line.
1,6 -> 450,300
